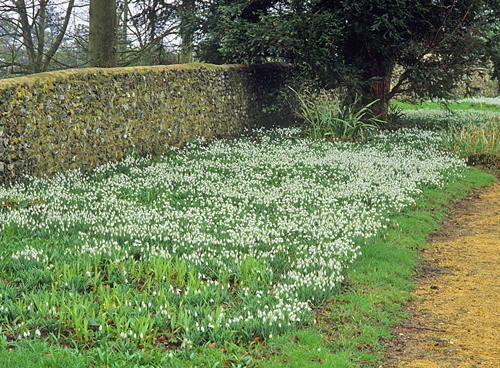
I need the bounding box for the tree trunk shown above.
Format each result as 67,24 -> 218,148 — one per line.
118,0 -> 129,53
365,60 -> 394,122
36,0 -> 47,71
14,0 -> 37,72
89,0 -> 117,67
343,33 -> 394,123
179,0 -> 195,64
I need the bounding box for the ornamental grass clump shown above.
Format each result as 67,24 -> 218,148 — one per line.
290,88 -> 381,141
440,117 -> 500,165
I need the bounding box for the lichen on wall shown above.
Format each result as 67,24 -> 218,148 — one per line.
0,62 -> 294,183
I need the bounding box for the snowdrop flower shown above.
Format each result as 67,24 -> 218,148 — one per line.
0,127 -> 466,345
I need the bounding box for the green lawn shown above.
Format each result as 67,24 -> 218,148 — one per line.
390,97 -> 500,130
392,96 -> 500,113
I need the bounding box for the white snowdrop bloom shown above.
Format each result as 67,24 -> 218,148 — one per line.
0,127 -> 466,342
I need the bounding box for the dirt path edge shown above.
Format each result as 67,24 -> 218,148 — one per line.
382,179 -> 500,368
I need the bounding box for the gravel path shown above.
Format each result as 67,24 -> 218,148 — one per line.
383,181 -> 500,367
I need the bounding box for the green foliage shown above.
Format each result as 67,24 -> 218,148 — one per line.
452,67 -> 499,98
291,88 -> 381,141
393,98 -> 500,114
440,118 -> 500,166
392,97 -> 500,165
199,0 -> 500,121
391,98 -> 500,130
198,0 -> 345,89
386,104 -> 407,127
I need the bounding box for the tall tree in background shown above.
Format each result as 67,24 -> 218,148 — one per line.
128,0 -> 180,65
0,0 -> 75,75
130,0 -> 211,65
117,0 -> 130,54
89,0 -> 117,67
179,0 -> 195,63
1,0 -> 206,77
199,0 -> 500,120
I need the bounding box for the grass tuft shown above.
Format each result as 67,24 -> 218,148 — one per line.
440,117 -> 500,166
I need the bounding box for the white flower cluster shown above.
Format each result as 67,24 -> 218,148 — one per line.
0,127 -> 466,341
457,97 -> 500,106
403,108 -> 500,128
11,245 -> 48,263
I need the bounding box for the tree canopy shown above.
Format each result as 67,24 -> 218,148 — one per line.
2,0 -> 499,116
198,0 -> 500,119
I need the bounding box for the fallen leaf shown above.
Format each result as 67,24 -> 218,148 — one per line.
289,335 -> 300,343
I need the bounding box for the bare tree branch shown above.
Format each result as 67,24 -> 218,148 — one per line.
42,0 -> 74,70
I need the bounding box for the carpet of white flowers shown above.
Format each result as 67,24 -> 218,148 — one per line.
405,108 -> 500,126
401,97 -> 500,128
0,127 -> 466,348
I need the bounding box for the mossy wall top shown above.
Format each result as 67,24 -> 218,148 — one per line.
0,63 -> 293,183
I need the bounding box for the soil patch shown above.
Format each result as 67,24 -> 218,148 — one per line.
383,181 -> 500,367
